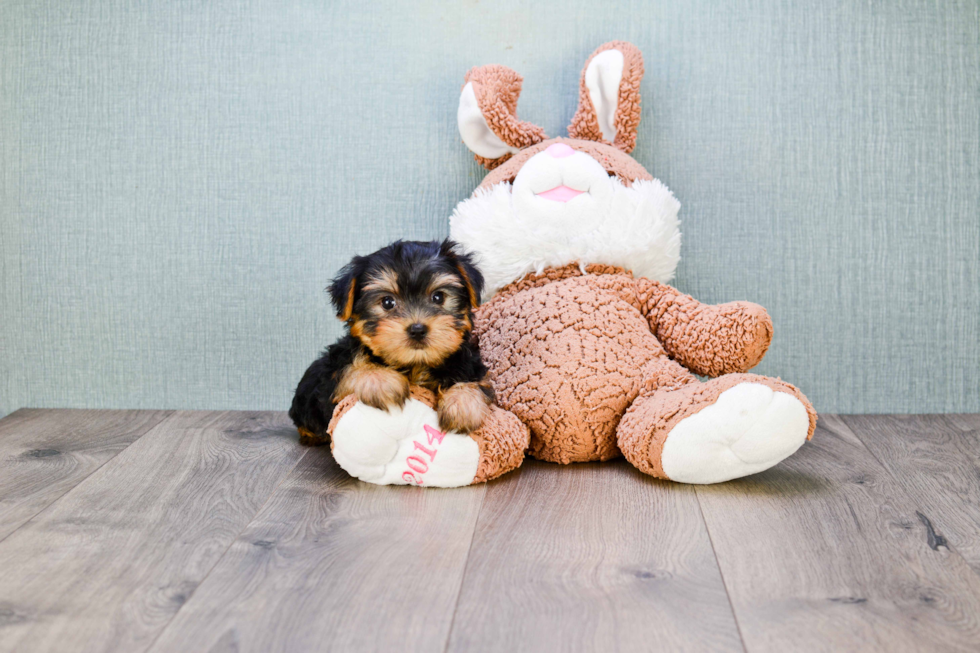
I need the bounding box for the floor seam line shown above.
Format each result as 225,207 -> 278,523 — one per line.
0,410 -> 175,547
694,486 -> 750,653
441,482 -> 489,653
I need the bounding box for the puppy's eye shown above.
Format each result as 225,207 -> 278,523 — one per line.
381,296 -> 396,310
430,291 -> 445,305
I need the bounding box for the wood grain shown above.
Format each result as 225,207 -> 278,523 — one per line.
842,414 -> 980,577
446,459 -> 744,653
0,411 -> 305,653
147,446 -> 486,653
5,410 -> 980,652
696,415 -> 980,652
0,408 -> 171,542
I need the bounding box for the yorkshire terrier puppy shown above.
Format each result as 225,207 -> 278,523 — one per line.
289,240 -> 493,446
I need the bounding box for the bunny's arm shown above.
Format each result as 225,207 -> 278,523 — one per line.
634,277 -> 773,377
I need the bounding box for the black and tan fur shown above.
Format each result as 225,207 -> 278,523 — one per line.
289,240 -> 493,446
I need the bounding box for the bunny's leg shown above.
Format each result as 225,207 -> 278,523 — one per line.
327,388 -> 529,487
617,373 -> 816,484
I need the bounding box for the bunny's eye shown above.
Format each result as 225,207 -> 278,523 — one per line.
381,296 -> 396,310
430,291 -> 446,305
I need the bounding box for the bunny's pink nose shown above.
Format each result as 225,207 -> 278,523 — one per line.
545,143 -> 575,158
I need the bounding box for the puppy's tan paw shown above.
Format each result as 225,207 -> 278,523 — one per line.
438,383 -> 492,434
297,427 -> 329,447
352,367 -> 410,411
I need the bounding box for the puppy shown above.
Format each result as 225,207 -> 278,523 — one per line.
289,240 -> 493,446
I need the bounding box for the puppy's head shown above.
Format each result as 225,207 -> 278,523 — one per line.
328,240 -> 484,368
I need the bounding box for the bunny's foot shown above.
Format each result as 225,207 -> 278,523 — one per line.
327,388 -> 528,487
617,374 -> 816,484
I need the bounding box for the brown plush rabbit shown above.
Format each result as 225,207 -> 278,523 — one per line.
450,41 -> 816,483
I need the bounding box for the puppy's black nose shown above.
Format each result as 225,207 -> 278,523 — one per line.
407,323 -> 428,341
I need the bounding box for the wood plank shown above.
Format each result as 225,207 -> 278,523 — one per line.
0,410 -> 306,653
842,414 -> 980,577
695,415 -> 980,652
147,446 -> 486,653
446,459 -> 744,653
0,409 -> 171,542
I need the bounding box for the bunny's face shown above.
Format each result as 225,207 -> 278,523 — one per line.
511,142 -> 615,228
449,42 -> 682,299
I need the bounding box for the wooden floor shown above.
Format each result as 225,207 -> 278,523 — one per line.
0,411 -> 978,652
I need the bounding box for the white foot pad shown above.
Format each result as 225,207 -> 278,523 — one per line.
660,383 -> 809,484
331,398 -> 480,488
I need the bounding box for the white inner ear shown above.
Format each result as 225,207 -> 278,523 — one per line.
584,49 -> 625,143
457,82 -> 520,160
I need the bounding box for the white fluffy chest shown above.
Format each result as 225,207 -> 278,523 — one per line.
449,176 -> 682,299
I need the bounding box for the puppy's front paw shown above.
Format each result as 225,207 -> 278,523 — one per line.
353,367 -> 410,411
438,383 -> 492,434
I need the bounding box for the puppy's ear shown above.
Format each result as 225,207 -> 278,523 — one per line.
327,258 -> 362,321
458,65 -> 547,170
442,240 -> 484,309
567,41 -> 644,153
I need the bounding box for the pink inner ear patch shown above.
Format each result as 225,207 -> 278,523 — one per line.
537,185 -> 586,202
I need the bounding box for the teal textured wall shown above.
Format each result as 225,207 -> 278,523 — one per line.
2,0 -> 978,417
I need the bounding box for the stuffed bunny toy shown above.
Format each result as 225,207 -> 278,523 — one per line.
450,41 -> 817,483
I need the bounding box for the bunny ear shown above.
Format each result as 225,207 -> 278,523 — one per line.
567,41 -> 644,153
457,65 -> 547,170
